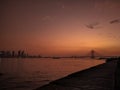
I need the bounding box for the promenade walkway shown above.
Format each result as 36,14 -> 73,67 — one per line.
35,60 -> 118,90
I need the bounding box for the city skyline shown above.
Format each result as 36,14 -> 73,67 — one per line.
0,0 -> 120,56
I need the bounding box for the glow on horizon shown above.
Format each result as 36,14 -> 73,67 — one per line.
0,0 -> 120,56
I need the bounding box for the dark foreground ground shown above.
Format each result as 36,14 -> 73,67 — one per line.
35,59 -> 120,90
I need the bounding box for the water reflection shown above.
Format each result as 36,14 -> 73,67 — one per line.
0,58 -> 105,90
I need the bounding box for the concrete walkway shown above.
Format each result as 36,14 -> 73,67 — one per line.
35,60 -> 118,90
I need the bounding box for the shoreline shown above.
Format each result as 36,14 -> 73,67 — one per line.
35,59 -> 118,90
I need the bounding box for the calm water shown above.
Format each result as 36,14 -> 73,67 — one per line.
0,58 -> 105,90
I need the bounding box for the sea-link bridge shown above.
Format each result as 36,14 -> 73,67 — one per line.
51,50 -> 119,59
83,50 -> 118,59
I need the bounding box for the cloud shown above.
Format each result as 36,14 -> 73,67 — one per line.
110,19 -> 120,24
86,22 -> 100,29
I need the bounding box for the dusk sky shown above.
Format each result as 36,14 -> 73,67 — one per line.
0,0 -> 120,56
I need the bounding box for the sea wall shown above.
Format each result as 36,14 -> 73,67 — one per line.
35,59 -> 119,90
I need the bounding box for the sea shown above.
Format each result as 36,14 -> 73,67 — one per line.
0,58 -> 105,90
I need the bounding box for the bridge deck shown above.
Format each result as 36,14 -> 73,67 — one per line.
35,60 -> 118,90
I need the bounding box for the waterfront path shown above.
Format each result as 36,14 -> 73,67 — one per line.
35,60 -> 118,90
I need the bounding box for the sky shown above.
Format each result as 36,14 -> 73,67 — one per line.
0,0 -> 120,56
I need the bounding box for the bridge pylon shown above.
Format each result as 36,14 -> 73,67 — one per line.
91,50 -> 95,59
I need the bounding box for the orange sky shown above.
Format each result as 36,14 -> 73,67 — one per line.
0,0 -> 120,56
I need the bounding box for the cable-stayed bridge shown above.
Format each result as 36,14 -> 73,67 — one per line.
82,50 -> 118,59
